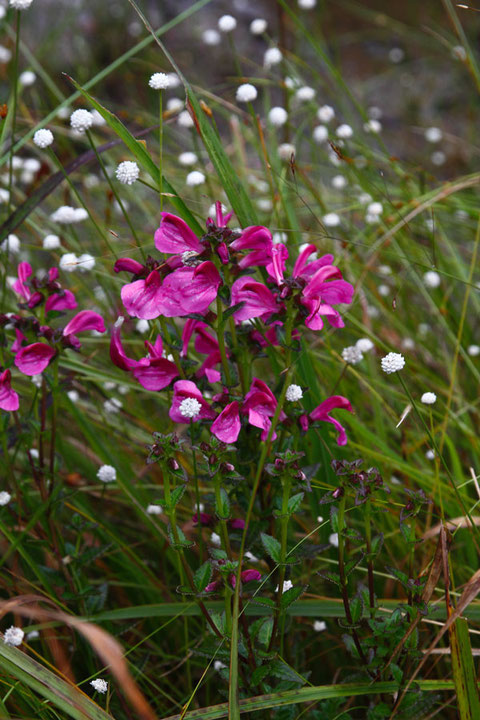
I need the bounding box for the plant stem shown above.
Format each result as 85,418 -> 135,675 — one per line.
159,90 -> 163,212
269,472 -> 292,654
216,295 -> 232,386
364,498 -> 375,617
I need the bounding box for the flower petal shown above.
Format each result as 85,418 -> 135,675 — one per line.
15,343 -> 55,376
211,401 -> 241,443
154,213 -> 203,254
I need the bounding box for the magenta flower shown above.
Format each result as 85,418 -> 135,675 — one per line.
45,290 -> 77,313
230,568 -> 262,588
121,269 -> 163,320
114,258 -> 145,275
110,322 -> 178,391
12,263 -> 78,313
230,276 -> 281,322
158,262 -> 222,317
242,378 -> 286,441
230,226 -> 275,269
307,395 -> 353,446
63,310 -> 106,337
169,380 -> 216,424
12,262 -> 33,300
211,401 -> 241,443
15,343 -> 56,376
0,369 -> 19,411
154,212 -> 204,255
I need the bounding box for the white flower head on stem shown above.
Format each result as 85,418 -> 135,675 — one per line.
116,161 -> 139,185
381,352 -> 405,374
90,679 -> 108,694
149,72 -> 170,90
286,384 -> 303,402
70,109 -> 94,133
179,397 -> 201,419
97,465 -> 116,483
3,626 -> 24,646
33,129 -> 54,148
421,392 -> 437,405
236,83 -> 258,103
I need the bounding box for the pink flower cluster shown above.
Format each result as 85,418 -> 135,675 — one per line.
0,262 -> 106,411
111,204 -> 354,446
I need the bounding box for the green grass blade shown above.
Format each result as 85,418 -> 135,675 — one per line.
449,617 -> 480,719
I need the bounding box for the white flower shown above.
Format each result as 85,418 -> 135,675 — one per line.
0,46 -> 12,63
467,345 -> 480,357
245,550 -> 258,562
90,679 -> 108,694
323,212 -> 340,227
136,319 -> 149,334
186,170 -> 205,187
31,374 -> 43,388
425,449 -> 435,460
146,504 -> 163,515
43,234 -> 61,250
336,123 -> 353,139
273,232 -> 288,244
91,110 -> 105,126
0,189 -> 9,203
431,151 -> 446,166
250,18 -> 267,35
275,580 -> 293,593
97,465 -> 116,483
313,125 -> 328,143
368,106 -> 382,119
364,119 -> 382,133
381,352 -> 405,374
236,83 -> 258,103
166,73 -> 181,88
298,0 -> 317,7
317,105 -> 335,123
425,127 -> 442,143
51,205 -> 87,224
401,338 -> 415,350
3,626 -> 24,646
313,620 -> 326,631
452,45 -> 467,61
78,253 -> 95,272
356,338 -> 374,353
59,253 -> 79,272
211,532 -> 221,546
329,532 -> 339,547
286,384 -> 303,402
367,201 -> 383,216
317,515 -> 323,523
202,29 -> 221,46
214,660 -> 226,671
19,71 -> 36,86
257,198 -> 272,211
9,0 -> 33,8
178,151 -> 198,166
1,234 -> 20,254
264,47 -> 283,68
116,161 -> 139,185
67,390 -> 79,403
295,86 -> 315,102
268,106 -> 288,127
342,346 -> 363,364
70,109 -> 94,133
0,491 -> 11,506
423,270 -> 441,288
179,397 -> 202,418
378,284 -> 390,297
332,175 -> 346,189
30,448 -> 39,460
421,392 -> 437,405
218,14 -> 236,32
389,47 -> 404,63
177,110 -> 194,128
148,72 -> 170,90
33,129 -> 54,148
378,264 -> 391,275
278,143 -> 295,161
167,97 -> 183,113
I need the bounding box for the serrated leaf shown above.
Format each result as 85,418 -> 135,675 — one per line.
318,570 -> 341,587
216,487 -> 231,520
261,533 -> 282,564
287,492 -> 304,515
280,585 -> 304,611
258,617 -> 274,648
344,551 -> 364,578
170,484 -> 186,508
194,561 -> 213,593
350,596 -> 363,624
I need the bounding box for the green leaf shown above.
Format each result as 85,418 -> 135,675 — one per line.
170,484 -> 186,509
280,585 -> 304,612
449,617 -> 480,719
350,597 -> 363,624
216,488 -> 231,520
287,492 -> 304,515
194,561 -> 213,593
258,617 -> 274,648
261,533 -> 282,564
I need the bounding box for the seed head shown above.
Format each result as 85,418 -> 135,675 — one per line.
421,392 -> 437,405
70,109 -> 94,133
97,465 -> 116,483
90,679 -> 108,694
342,346 -> 363,365
33,129 -> 54,148
3,626 -> 24,646
218,14 -> 236,32
148,72 -> 170,90
0,491 -> 11,506
186,171 -> 205,187
115,161 -> 139,185
9,0 -> 33,10
286,384 -> 303,402
250,18 -> 267,34
236,83 -> 258,103
268,106 -> 288,127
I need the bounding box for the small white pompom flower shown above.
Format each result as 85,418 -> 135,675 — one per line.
236,83 -> 258,103
389,47 -> 405,63
425,127 -> 442,143
43,234 -> 61,250
146,504 -> 163,515
136,319 -> 149,334
295,86 -> 315,102
468,345 -> 480,357
342,346 -> 363,365
149,72 -> 170,90
214,660 -> 226,671
177,110 -> 194,128
423,270 -> 441,288
59,253 -> 78,273
9,0 -> 34,8
115,161 -> 139,185
186,171 -> 205,187
90,679 -> 108,694
278,143 -> 295,161
381,352 -> 405,374
179,397 -> 202,418
31,374 -> 43,388
286,384 -> 303,402
317,105 -> 335,123
202,29 -> 221,46
329,532 -> 339,547
298,0 -> 317,7
268,106 -> 288,127
1,234 -> 20,254
0,491 -> 11,506
323,212 -> 340,227
356,338 -> 374,353
218,14 -> 236,32
97,465 -> 116,483
70,109 -> 94,133
33,129 -> 54,149
264,47 -> 283,68
431,151 -> 446,166
250,18 -> 267,35
51,206 -> 78,224
178,151 -> 198,166
19,71 -> 36,86
336,123 -> 353,139
367,201 -> 383,216
78,253 -> 95,272
313,125 -> 328,143
211,532 -> 221,546
425,449 -> 435,460
67,390 -> 79,403
275,580 -> 293,593
332,175 -> 347,189
0,46 -> 12,63
167,97 -> 183,113
364,119 -> 382,133
313,620 -> 326,631
421,392 -> 437,405
3,626 -> 24,646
